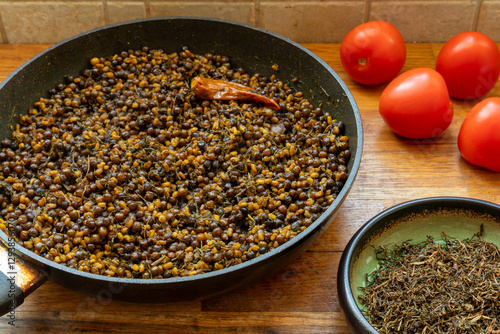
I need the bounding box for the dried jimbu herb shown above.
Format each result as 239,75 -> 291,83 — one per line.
359,230 -> 500,333
0,47 -> 350,279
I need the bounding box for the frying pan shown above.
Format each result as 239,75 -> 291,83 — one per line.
0,17 -> 362,315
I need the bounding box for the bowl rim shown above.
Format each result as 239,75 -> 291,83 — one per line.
337,196 -> 500,333
0,16 -> 364,286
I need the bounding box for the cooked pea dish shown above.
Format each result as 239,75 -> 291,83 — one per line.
0,47 -> 350,278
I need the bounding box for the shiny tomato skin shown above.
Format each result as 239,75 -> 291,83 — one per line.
436,32 -> 500,99
379,68 -> 453,139
340,21 -> 406,85
458,97 -> 500,172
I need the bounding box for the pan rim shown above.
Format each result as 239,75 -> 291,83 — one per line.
0,16 -> 363,286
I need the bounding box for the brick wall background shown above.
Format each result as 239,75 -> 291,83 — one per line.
0,0 -> 499,44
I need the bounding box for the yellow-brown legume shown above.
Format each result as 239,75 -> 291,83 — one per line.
0,47 -> 350,279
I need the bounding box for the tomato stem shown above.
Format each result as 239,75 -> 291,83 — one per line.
359,58 -> 366,66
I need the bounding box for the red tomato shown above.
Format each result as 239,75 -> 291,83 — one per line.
340,21 -> 406,85
458,97 -> 500,172
379,68 -> 453,139
436,32 -> 500,99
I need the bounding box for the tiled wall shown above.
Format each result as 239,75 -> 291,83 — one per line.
0,0 -> 499,44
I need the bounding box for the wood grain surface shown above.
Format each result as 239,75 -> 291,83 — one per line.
1,43 -> 500,334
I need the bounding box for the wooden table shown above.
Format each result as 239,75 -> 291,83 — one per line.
1,43 -> 499,333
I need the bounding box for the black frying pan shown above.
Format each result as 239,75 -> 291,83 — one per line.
0,17 -> 363,315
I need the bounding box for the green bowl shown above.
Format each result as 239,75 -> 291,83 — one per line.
337,197 -> 500,333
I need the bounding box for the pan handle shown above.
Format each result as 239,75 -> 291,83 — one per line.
0,238 -> 48,317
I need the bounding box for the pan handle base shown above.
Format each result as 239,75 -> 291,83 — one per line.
0,270 -> 24,318
0,238 -> 48,317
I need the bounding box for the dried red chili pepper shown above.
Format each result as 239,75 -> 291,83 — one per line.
191,76 -> 280,110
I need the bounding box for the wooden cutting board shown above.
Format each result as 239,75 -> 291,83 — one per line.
0,42 -> 499,333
